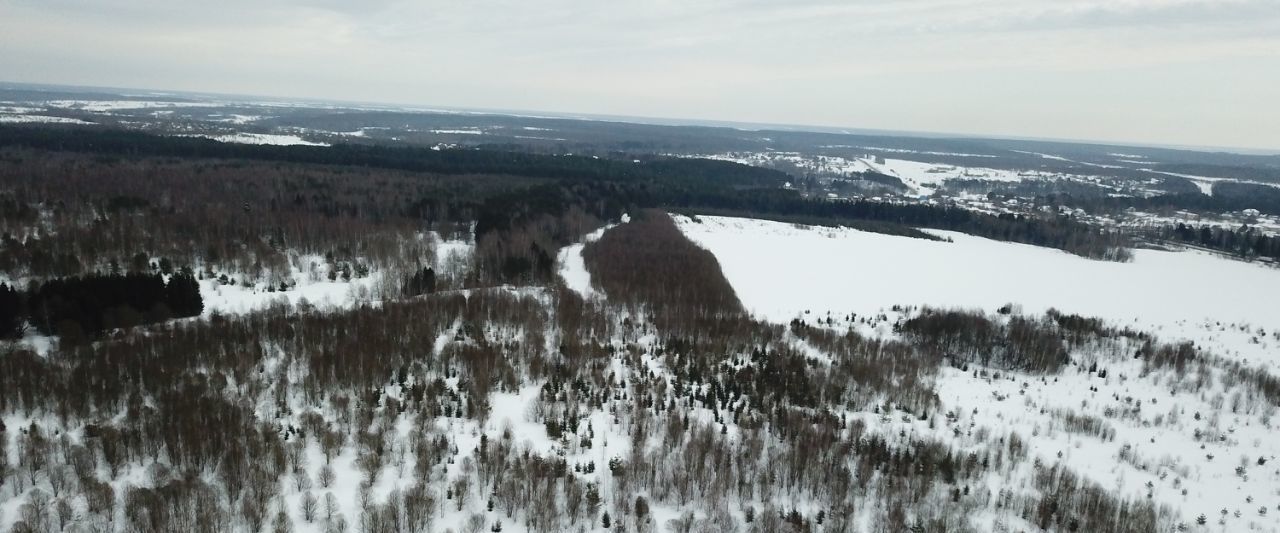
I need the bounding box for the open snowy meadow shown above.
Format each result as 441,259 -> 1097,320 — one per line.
676,215 -> 1280,368
676,214 -> 1280,530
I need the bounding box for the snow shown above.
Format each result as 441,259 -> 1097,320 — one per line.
557,242 -> 595,298
43,100 -> 221,112
869,157 -> 1030,194
212,114 -> 266,124
927,359 -> 1280,529
844,146 -> 998,158
0,114 -> 94,124
672,214 -> 1280,528
200,275 -> 381,316
556,219 -> 624,299
430,231 -> 474,285
675,215 -> 1280,368
1189,178 -> 1217,195
428,128 -> 483,135
487,386 -> 553,452
1011,150 -> 1069,162
190,132 -> 330,147
198,252 -> 389,316
2,332 -> 57,357
1144,169 -> 1280,195
0,106 -> 44,114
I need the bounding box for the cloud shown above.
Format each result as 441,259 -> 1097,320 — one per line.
1,0 -> 1276,149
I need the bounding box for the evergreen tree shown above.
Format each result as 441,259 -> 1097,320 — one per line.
404,266 -> 437,297
0,283 -> 22,339
165,272 -> 204,318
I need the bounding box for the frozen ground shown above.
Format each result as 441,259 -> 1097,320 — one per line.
675,214 -> 1280,368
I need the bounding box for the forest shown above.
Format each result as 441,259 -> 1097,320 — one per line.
0,207 -> 1187,532
1026,182 -> 1280,218
1153,223 -> 1280,263
2,124 -> 1275,532
0,125 -> 1136,265
2,272 -> 202,341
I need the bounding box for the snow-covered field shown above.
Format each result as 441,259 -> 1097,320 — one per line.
190,132 -> 330,147
868,157 -> 1034,194
676,215 -> 1280,368
676,214 -> 1280,529
0,114 -> 94,125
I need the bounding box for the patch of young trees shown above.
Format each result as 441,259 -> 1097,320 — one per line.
898,309 -> 1070,373
581,210 -> 743,330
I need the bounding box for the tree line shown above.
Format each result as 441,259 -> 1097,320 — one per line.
1031,181 -> 1280,217
1,125 -> 1139,278
1154,222 -> 1280,263
665,188 -> 1133,261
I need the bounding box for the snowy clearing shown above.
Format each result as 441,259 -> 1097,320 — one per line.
189,132 -> 330,147
556,217 -> 626,299
675,213 -> 1280,530
200,274 -> 383,316
676,215 -> 1280,368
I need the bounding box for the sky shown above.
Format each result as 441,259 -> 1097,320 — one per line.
1,0 -> 1278,151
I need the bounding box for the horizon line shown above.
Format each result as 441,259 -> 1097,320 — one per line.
4,79 -> 1277,157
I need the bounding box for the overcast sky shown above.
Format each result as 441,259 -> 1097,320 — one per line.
2,0 -> 1278,150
